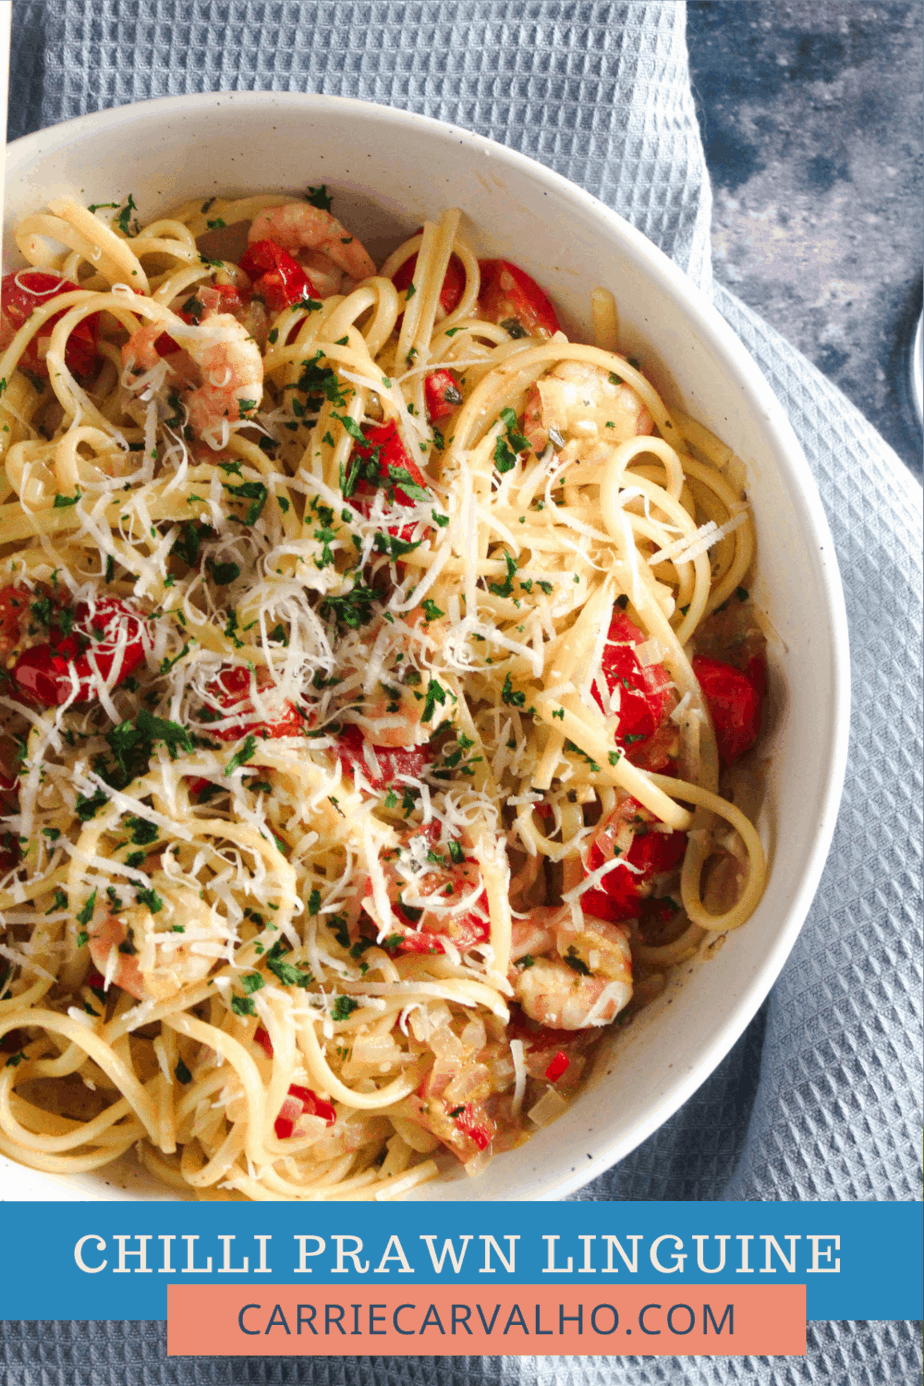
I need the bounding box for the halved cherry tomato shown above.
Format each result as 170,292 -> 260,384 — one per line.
349,420 -> 430,504
392,239 -> 465,316
0,271 -> 99,378
239,240 -> 322,316
691,655 -> 764,768
337,724 -> 430,791
583,798 -> 687,924
201,666 -> 305,742
347,420 -> 431,544
478,259 -> 561,338
594,610 -> 676,770
274,1082 -> 336,1139
424,368 -> 463,422
12,598 -> 150,707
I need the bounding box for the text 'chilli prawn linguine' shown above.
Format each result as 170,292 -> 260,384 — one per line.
0,191 -> 769,1200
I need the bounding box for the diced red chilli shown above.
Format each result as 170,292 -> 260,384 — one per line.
274,1082 -> 336,1138
452,1103 -> 492,1151
544,1050 -> 570,1083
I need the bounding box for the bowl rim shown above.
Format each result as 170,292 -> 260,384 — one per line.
3,89 -> 852,1200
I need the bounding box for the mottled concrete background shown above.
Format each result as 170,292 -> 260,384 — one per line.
687,0 -> 923,478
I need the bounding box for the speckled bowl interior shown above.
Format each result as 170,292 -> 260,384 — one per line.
1,92 -> 850,1202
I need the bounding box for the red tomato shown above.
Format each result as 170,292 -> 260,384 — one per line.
478,259 -> 561,338
11,598 -> 150,707
239,240 -> 322,315
337,724 -> 430,791
202,666 -> 305,742
392,240 -> 465,316
583,799 -> 687,924
594,610 -> 675,769
350,420 -> 430,505
0,271 -> 99,377
423,368 -> 463,421
253,1026 -> 274,1058
274,1082 -> 336,1139
348,421 -> 431,544
691,655 -> 764,767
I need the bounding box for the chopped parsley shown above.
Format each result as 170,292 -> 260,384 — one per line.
115,193 -> 139,237
305,184 -> 332,212
225,734 -> 258,777
331,996 -> 359,1022
501,673 -> 526,708
135,887 -> 164,915
225,480 -> 268,526
488,549 -> 518,599
564,947 -> 591,976
125,815 -> 159,846
76,889 -> 97,929
493,407 -> 530,475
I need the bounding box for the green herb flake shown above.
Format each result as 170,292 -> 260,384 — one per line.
225,734 -> 258,777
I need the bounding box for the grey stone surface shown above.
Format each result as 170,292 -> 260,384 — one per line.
687,0 -> 923,479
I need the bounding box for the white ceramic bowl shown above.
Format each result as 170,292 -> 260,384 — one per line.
2,92 -> 850,1202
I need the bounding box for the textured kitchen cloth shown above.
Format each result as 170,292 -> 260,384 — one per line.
4,1 -> 923,1383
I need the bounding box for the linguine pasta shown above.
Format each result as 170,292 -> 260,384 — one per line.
0,193 -> 767,1199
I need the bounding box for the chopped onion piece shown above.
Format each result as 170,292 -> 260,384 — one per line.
527,1086 -> 569,1128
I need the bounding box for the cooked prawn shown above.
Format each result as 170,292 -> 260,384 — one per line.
508,906 -> 633,1029
86,880 -> 231,1003
249,203 -> 376,294
122,314 -> 263,448
522,360 -> 653,456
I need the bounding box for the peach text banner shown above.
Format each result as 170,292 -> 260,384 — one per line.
168,1283 -> 806,1357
